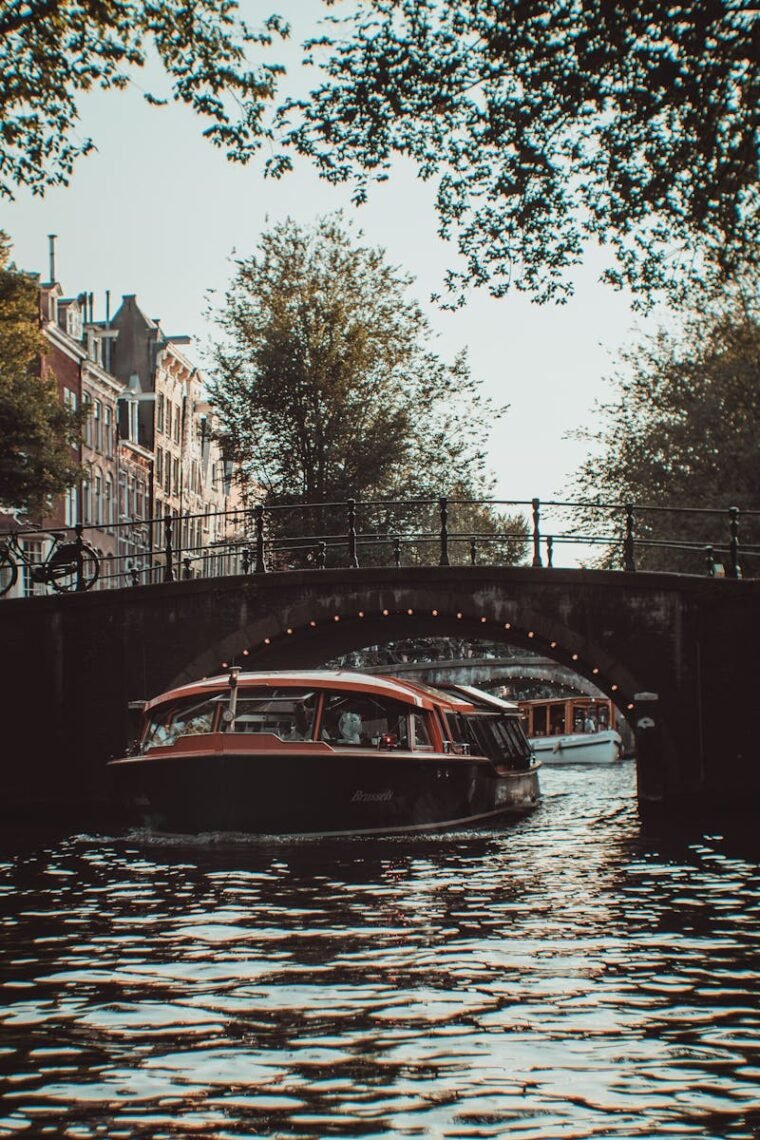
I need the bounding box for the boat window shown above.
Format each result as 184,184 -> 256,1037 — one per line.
411,712 -> 433,750
320,693 -> 410,748
549,703 -> 566,735
223,689 -> 317,739
144,695 -> 222,749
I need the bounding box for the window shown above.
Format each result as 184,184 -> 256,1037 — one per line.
156,448 -> 163,483
82,393 -> 92,447
173,404 -> 181,443
412,713 -> 433,749
129,401 -> 139,444
144,695 -> 222,750
135,478 -> 144,519
320,693 -> 409,748
164,454 -> 171,495
63,387 -> 78,413
224,689 -> 317,738
104,405 -> 113,457
104,475 -> 113,531
165,402 -> 172,440
118,472 -> 127,519
64,485 -> 78,526
93,472 -> 102,526
157,393 -> 165,433
21,539 -> 45,597
172,457 -> 179,496
93,400 -> 102,452
82,478 -> 91,525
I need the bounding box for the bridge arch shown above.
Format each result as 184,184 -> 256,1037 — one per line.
173,582 -> 649,740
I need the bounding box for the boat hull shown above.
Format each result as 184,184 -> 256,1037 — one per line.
530,729 -> 623,765
109,749 -> 541,837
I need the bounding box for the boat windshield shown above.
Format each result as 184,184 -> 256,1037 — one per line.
143,694 -> 224,750
222,688 -> 318,739
143,688 -> 319,747
453,712 -> 532,768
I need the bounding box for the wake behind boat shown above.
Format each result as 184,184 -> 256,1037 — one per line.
109,670 -> 541,836
518,696 -> 623,765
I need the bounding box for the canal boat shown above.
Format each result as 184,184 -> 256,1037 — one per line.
109,670 -> 541,836
518,696 -> 623,765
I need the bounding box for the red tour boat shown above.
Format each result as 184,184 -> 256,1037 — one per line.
109,669 -> 541,836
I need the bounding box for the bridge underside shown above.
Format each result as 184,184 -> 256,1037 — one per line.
1,565 -> 758,821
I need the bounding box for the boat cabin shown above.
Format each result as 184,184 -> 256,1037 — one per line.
518,696 -> 616,738
135,671 -> 533,770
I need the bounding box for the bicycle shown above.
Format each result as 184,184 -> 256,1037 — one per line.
0,526 -> 100,597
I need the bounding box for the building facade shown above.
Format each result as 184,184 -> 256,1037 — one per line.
1,262 -> 241,598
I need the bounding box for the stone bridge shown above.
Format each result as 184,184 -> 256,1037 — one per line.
1,564 -> 757,820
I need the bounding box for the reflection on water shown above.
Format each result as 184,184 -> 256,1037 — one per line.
1,763 -> 759,1138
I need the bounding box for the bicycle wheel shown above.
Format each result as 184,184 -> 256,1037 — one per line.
45,542 -> 100,593
0,547 -> 18,597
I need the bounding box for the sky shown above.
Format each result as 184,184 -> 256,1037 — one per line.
1,1 -> 665,515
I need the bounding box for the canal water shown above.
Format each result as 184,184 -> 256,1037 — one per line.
1,762 -> 759,1139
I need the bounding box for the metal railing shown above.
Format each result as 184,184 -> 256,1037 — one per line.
1,496 -> 758,596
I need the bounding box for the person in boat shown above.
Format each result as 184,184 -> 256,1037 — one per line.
584,713 -> 597,733
338,710 -> 363,744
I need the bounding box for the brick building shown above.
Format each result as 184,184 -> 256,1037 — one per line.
1,252 -> 241,597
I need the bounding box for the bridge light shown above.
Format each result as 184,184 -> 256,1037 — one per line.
383,608 -> 389,616
286,628 -> 293,635
358,610 -> 365,618
333,615 -> 340,622
456,612 -> 463,619
432,609 -> 439,616
550,640 -> 557,648
407,608 -> 414,615
611,684 -> 619,692
592,667 -> 599,674
504,623 -> 511,630
242,649 -> 249,656
221,661 -> 228,668
264,637 -> 271,645
571,653 -> 579,661
627,702 -> 634,710
528,631 -> 534,638
309,620 -> 317,627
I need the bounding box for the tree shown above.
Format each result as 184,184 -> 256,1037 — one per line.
0,232 -> 83,514
567,276 -> 760,572
208,214 -> 527,565
0,0 -> 288,199
272,1 -> 758,309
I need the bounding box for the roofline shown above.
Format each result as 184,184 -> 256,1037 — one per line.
142,670 -> 483,714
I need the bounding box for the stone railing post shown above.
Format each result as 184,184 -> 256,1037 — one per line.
531,498 -> 542,567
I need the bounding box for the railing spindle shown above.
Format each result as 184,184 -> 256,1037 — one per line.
531,498 -> 542,567
163,515 -> 174,582
439,496 -> 450,567
347,498 -> 359,568
254,504 -> 266,573
623,503 -> 636,572
728,506 -> 740,578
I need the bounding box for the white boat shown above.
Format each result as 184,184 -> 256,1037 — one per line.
518,697 -> 623,765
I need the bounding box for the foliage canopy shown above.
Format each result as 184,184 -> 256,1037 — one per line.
273,1 -> 759,309
0,232 -> 83,515
208,214 -> 527,565
0,0 -> 288,198
568,276 -> 760,572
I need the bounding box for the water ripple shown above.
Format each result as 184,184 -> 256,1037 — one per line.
1,765 -> 759,1137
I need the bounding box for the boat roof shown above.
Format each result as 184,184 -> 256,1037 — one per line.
142,670 -> 490,715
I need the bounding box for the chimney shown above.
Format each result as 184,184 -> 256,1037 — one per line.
48,233 -> 58,284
